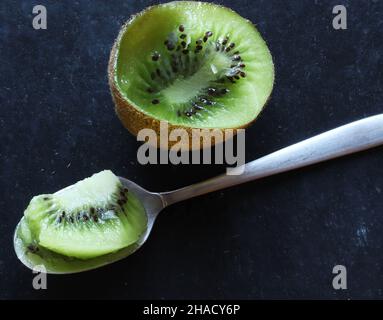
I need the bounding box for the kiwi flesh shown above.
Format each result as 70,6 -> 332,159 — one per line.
15,220 -> 142,273
16,170 -> 147,262
109,1 -> 274,149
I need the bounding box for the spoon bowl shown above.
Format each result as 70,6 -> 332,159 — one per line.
13,178 -> 164,274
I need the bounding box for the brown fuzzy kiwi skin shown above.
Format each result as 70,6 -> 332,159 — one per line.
108,1 -> 275,150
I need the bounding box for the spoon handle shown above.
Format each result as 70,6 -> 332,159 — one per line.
161,114 -> 383,206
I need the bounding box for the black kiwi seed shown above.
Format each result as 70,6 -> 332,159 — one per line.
27,245 -> 39,253
208,88 -> 216,95
61,211 -> 66,218
232,55 -> 241,61
182,49 -> 189,54
57,217 -> 62,223
177,110 -> 182,117
156,68 -> 161,77
151,51 -> 160,61
69,217 -> 74,223
180,34 -> 187,39
221,88 -> 229,94
83,215 -> 89,221
222,37 -> 228,45
167,43 -> 175,51
196,39 -> 202,45
227,76 -> 236,83
152,99 -> 160,105
205,31 -> 213,37
239,63 -> 246,68
229,43 -> 235,48
147,87 -> 154,93
185,111 -> 192,117
43,197 -> 50,201
193,102 -> 204,110
225,46 -> 232,52
93,216 -> 99,222
124,188 -> 129,193
90,207 -> 95,214
234,75 -> 240,80
240,72 -> 246,78
196,45 -> 203,51
203,36 -> 208,42
199,98 -> 212,105
179,25 -> 185,32
181,41 -> 187,48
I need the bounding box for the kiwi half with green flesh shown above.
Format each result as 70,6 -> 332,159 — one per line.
109,1 -> 274,149
16,170 -> 147,263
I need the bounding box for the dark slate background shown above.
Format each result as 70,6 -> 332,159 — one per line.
0,0 -> 382,300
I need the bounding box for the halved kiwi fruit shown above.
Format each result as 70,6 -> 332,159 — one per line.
109,1 -> 274,149
16,170 -> 147,265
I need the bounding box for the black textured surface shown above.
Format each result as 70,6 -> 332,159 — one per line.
0,0 -> 382,299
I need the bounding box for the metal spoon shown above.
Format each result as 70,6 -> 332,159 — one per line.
14,114 -> 383,274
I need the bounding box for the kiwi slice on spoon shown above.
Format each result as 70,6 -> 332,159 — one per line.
109,1 -> 274,149
14,170 -> 147,272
